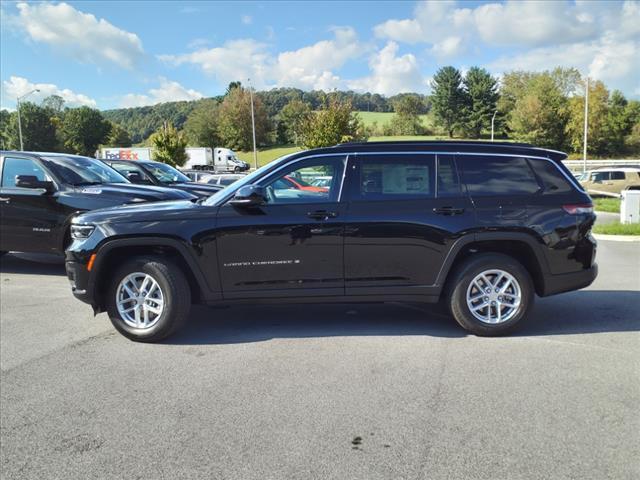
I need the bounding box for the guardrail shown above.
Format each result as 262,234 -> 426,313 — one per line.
563,160 -> 640,171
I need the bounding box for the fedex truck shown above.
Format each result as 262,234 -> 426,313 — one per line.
183,147 -> 250,172
99,147 -> 152,161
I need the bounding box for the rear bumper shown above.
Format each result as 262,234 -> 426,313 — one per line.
540,263 -> 598,297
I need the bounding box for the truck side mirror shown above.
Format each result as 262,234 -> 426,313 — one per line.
126,171 -> 144,183
15,175 -> 55,193
229,185 -> 267,207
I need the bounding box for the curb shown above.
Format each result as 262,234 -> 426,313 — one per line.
593,233 -> 640,242
595,211 -> 619,217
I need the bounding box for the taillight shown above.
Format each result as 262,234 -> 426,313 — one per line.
562,203 -> 594,214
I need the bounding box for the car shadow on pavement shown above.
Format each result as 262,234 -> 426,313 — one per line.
0,253 -> 66,276
168,302 -> 466,344
167,290 -> 640,345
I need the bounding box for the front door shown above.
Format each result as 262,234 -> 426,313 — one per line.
343,153 -> 475,296
216,155 -> 347,298
0,156 -> 61,254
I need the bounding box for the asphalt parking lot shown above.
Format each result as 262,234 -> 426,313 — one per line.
1,240 -> 639,480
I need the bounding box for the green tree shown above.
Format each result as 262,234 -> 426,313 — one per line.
150,123 -> 188,167
105,122 -> 132,147
4,102 -> 58,151
278,99 -> 312,145
0,110 -> 13,150
59,106 -> 110,156
226,81 -> 242,95
389,95 -> 425,135
299,97 -> 366,148
508,73 -> 569,149
184,98 -> 221,149
41,95 -> 65,113
463,67 -> 499,138
566,80 -> 611,155
218,87 -> 269,151
431,66 -> 466,137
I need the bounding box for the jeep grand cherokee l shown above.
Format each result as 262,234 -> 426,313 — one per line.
0,151 -> 195,256
65,141 -> 597,342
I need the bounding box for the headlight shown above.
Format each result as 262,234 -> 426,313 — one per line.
71,224 -> 95,240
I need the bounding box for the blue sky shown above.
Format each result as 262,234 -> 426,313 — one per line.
1,1 -> 638,110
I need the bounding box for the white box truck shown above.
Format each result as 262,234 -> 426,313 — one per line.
100,147 -> 152,161
183,147 -> 250,172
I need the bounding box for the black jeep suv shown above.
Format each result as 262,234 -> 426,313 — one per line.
65,142 -> 597,342
0,151 -> 195,256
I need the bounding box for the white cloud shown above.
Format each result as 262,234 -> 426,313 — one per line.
241,15 -> 253,25
119,78 -> 203,108
159,27 -> 366,91
348,42 -> 426,95
13,2 -> 143,69
2,76 -> 97,109
374,0 -> 639,95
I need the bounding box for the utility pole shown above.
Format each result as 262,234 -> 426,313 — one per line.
491,111 -> 498,142
248,78 -> 258,170
583,77 -> 589,174
16,89 -> 40,151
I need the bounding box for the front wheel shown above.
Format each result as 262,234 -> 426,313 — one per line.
106,256 -> 191,342
446,253 -> 534,336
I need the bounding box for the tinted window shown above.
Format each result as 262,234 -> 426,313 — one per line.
437,155 -> 461,197
353,155 -> 434,201
143,162 -> 191,183
1,157 -> 47,187
110,162 -> 151,181
261,156 -> 345,204
610,171 -> 625,180
458,155 -> 540,196
528,158 -> 574,194
591,172 -> 609,182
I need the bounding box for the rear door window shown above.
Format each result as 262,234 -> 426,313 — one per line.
457,155 -> 540,196
437,155 -> 461,197
610,171 -> 625,180
351,155 -> 435,201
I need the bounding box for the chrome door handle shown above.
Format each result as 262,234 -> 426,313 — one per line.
0,197 -> 10,203
307,210 -> 338,220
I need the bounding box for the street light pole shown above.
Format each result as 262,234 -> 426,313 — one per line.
583,77 -> 589,174
16,89 -> 40,151
491,111 -> 498,142
247,78 -> 258,170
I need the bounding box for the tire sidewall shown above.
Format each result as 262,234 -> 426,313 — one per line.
106,258 -> 181,341
449,254 -> 534,336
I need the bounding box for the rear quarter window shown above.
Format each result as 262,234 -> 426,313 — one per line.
528,158 -> 575,194
457,155 -> 540,196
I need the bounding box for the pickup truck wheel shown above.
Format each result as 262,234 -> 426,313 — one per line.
106,256 -> 191,342
447,253 -> 534,336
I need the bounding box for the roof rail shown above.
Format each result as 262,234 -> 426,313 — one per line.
336,140 -> 533,148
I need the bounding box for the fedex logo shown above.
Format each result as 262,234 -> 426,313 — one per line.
104,150 -> 140,160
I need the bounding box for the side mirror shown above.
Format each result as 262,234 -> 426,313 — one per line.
229,185 -> 267,207
15,175 -> 54,193
126,171 -> 144,183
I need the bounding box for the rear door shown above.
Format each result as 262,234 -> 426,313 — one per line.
215,155 -> 347,298
343,153 -> 475,297
0,155 -> 62,253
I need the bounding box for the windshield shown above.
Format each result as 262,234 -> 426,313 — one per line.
143,162 -> 191,183
43,155 -> 127,185
203,151 -> 302,206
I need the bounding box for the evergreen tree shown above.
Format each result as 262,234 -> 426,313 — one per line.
463,67 -> 499,138
431,66 -> 466,137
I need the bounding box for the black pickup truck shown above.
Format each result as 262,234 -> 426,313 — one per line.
0,151 -> 195,256
65,141 -> 597,342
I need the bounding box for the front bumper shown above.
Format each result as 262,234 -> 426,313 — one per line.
65,258 -> 95,306
541,263 -> 598,297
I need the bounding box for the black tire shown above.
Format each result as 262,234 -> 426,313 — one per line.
234,166 -> 241,173
446,253 -> 534,336
106,256 -> 191,342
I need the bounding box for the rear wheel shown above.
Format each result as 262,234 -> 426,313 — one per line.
446,253 -> 534,336
106,256 -> 191,342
